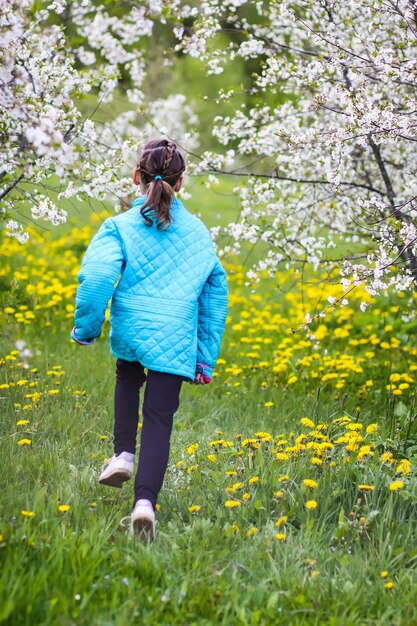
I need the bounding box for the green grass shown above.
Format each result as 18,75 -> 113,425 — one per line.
2,198 -> 417,625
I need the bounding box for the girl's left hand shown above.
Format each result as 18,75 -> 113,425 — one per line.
193,373 -> 211,385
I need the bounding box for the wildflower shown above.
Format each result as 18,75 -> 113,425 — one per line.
187,465 -> 199,474
21,510 -> 35,517
366,423 -> 377,434
188,505 -> 201,514
276,452 -> 290,461
242,493 -> 251,501
311,457 -> 323,466
207,454 -> 217,463
225,471 -> 237,476
287,375 -> 297,385
274,490 -> 284,499
18,439 -> 31,446
187,443 -> 199,455
176,460 -> 185,468
57,504 -> 71,512
0,534 -> 4,543
16,420 -> 30,426
275,533 -> 286,541
396,459 -> 411,475
380,571 -> 389,578
300,417 -> 315,429
303,479 -> 318,489
246,527 -> 258,537
384,581 -> 394,590
305,500 -> 318,510
225,500 -> 241,508
275,516 -> 288,527
248,476 -> 260,484
358,484 -> 375,491
264,402 -> 274,408
278,475 -> 289,482
389,481 -> 404,492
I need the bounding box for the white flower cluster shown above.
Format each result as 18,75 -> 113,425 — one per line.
171,0 -> 417,311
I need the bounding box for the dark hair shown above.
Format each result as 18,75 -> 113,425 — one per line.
137,139 -> 186,230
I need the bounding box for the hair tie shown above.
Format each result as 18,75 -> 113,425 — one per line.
154,175 -> 162,181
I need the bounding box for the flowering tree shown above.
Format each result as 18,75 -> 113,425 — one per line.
3,0 -> 417,317
0,0 -> 197,242
171,0 -> 417,316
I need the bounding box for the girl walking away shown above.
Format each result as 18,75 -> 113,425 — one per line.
70,139 -> 228,541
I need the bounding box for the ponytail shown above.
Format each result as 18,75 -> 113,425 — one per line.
137,139 -> 186,231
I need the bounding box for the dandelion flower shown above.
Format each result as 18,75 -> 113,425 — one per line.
389,481 -> 404,491
58,504 -> 71,513
249,476 -> 260,484
188,505 -> 201,514
16,420 -> 30,426
225,500 -> 241,508
275,516 -> 288,527
187,443 -> 199,455
264,402 -> 274,408
18,439 -> 31,446
275,533 -> 286,541
384,581 -> 394,590
21,510 -> 35,517
274,490 -> 285,499
242,493 -> 251,501
303,479 -> 318,489
300,417 -> 315,429
305,500 -> 318,510
396,459 -> 411,475
380,571 -> 389,579
246,527 -> 258,537
358,484 -> 375,491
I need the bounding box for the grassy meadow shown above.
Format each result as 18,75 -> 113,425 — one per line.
2,186 -> 417,625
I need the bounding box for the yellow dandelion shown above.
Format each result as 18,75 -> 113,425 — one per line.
21,510 -> 35,517
358,484 -> 375,491
311,457 -> 323,466
380,571 -> 389,579
303,479 -> 318,489
187,443 -> 199,455
207,454 -> 217,463
278,475 -> 289,482
225,500 -> 241,508
275,516 -> 288,527
248,476 -> 260,484
16,420 -> 30,426
389,481 -> 404,492
57,504 -> 71,513
300,417 -> 315,429
275,533 -> 286,541
274,490 -> 285,499
305,500 -> 318,510
396,459 -> 411,475
246,527 -> 258,537
18,439 -> 31,446
242,492 -> 251,501
264,401 -> 274,408
188,505 -> 201,514
384,581 -> 394,590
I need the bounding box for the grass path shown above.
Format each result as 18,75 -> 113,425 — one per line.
2,205 -> 417,624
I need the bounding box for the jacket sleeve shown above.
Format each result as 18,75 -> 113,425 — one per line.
196,257 -> 228,379
73,219 -> 125,342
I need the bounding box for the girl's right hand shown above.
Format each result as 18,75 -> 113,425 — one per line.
193,373 -> 211,385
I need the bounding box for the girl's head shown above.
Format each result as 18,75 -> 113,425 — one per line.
134,138 -> 186,230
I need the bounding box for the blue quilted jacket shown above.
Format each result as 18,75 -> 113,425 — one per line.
72,195 -> 228,381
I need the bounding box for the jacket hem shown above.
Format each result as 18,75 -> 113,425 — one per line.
110,348 -> 194,382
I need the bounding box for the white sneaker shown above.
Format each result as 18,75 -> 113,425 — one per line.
98,452 -> 134,488
131,499 -> 156,541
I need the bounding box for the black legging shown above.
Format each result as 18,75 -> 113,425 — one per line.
114,359 -> 183,510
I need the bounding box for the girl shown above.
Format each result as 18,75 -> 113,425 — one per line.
70,139 -> 228,541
